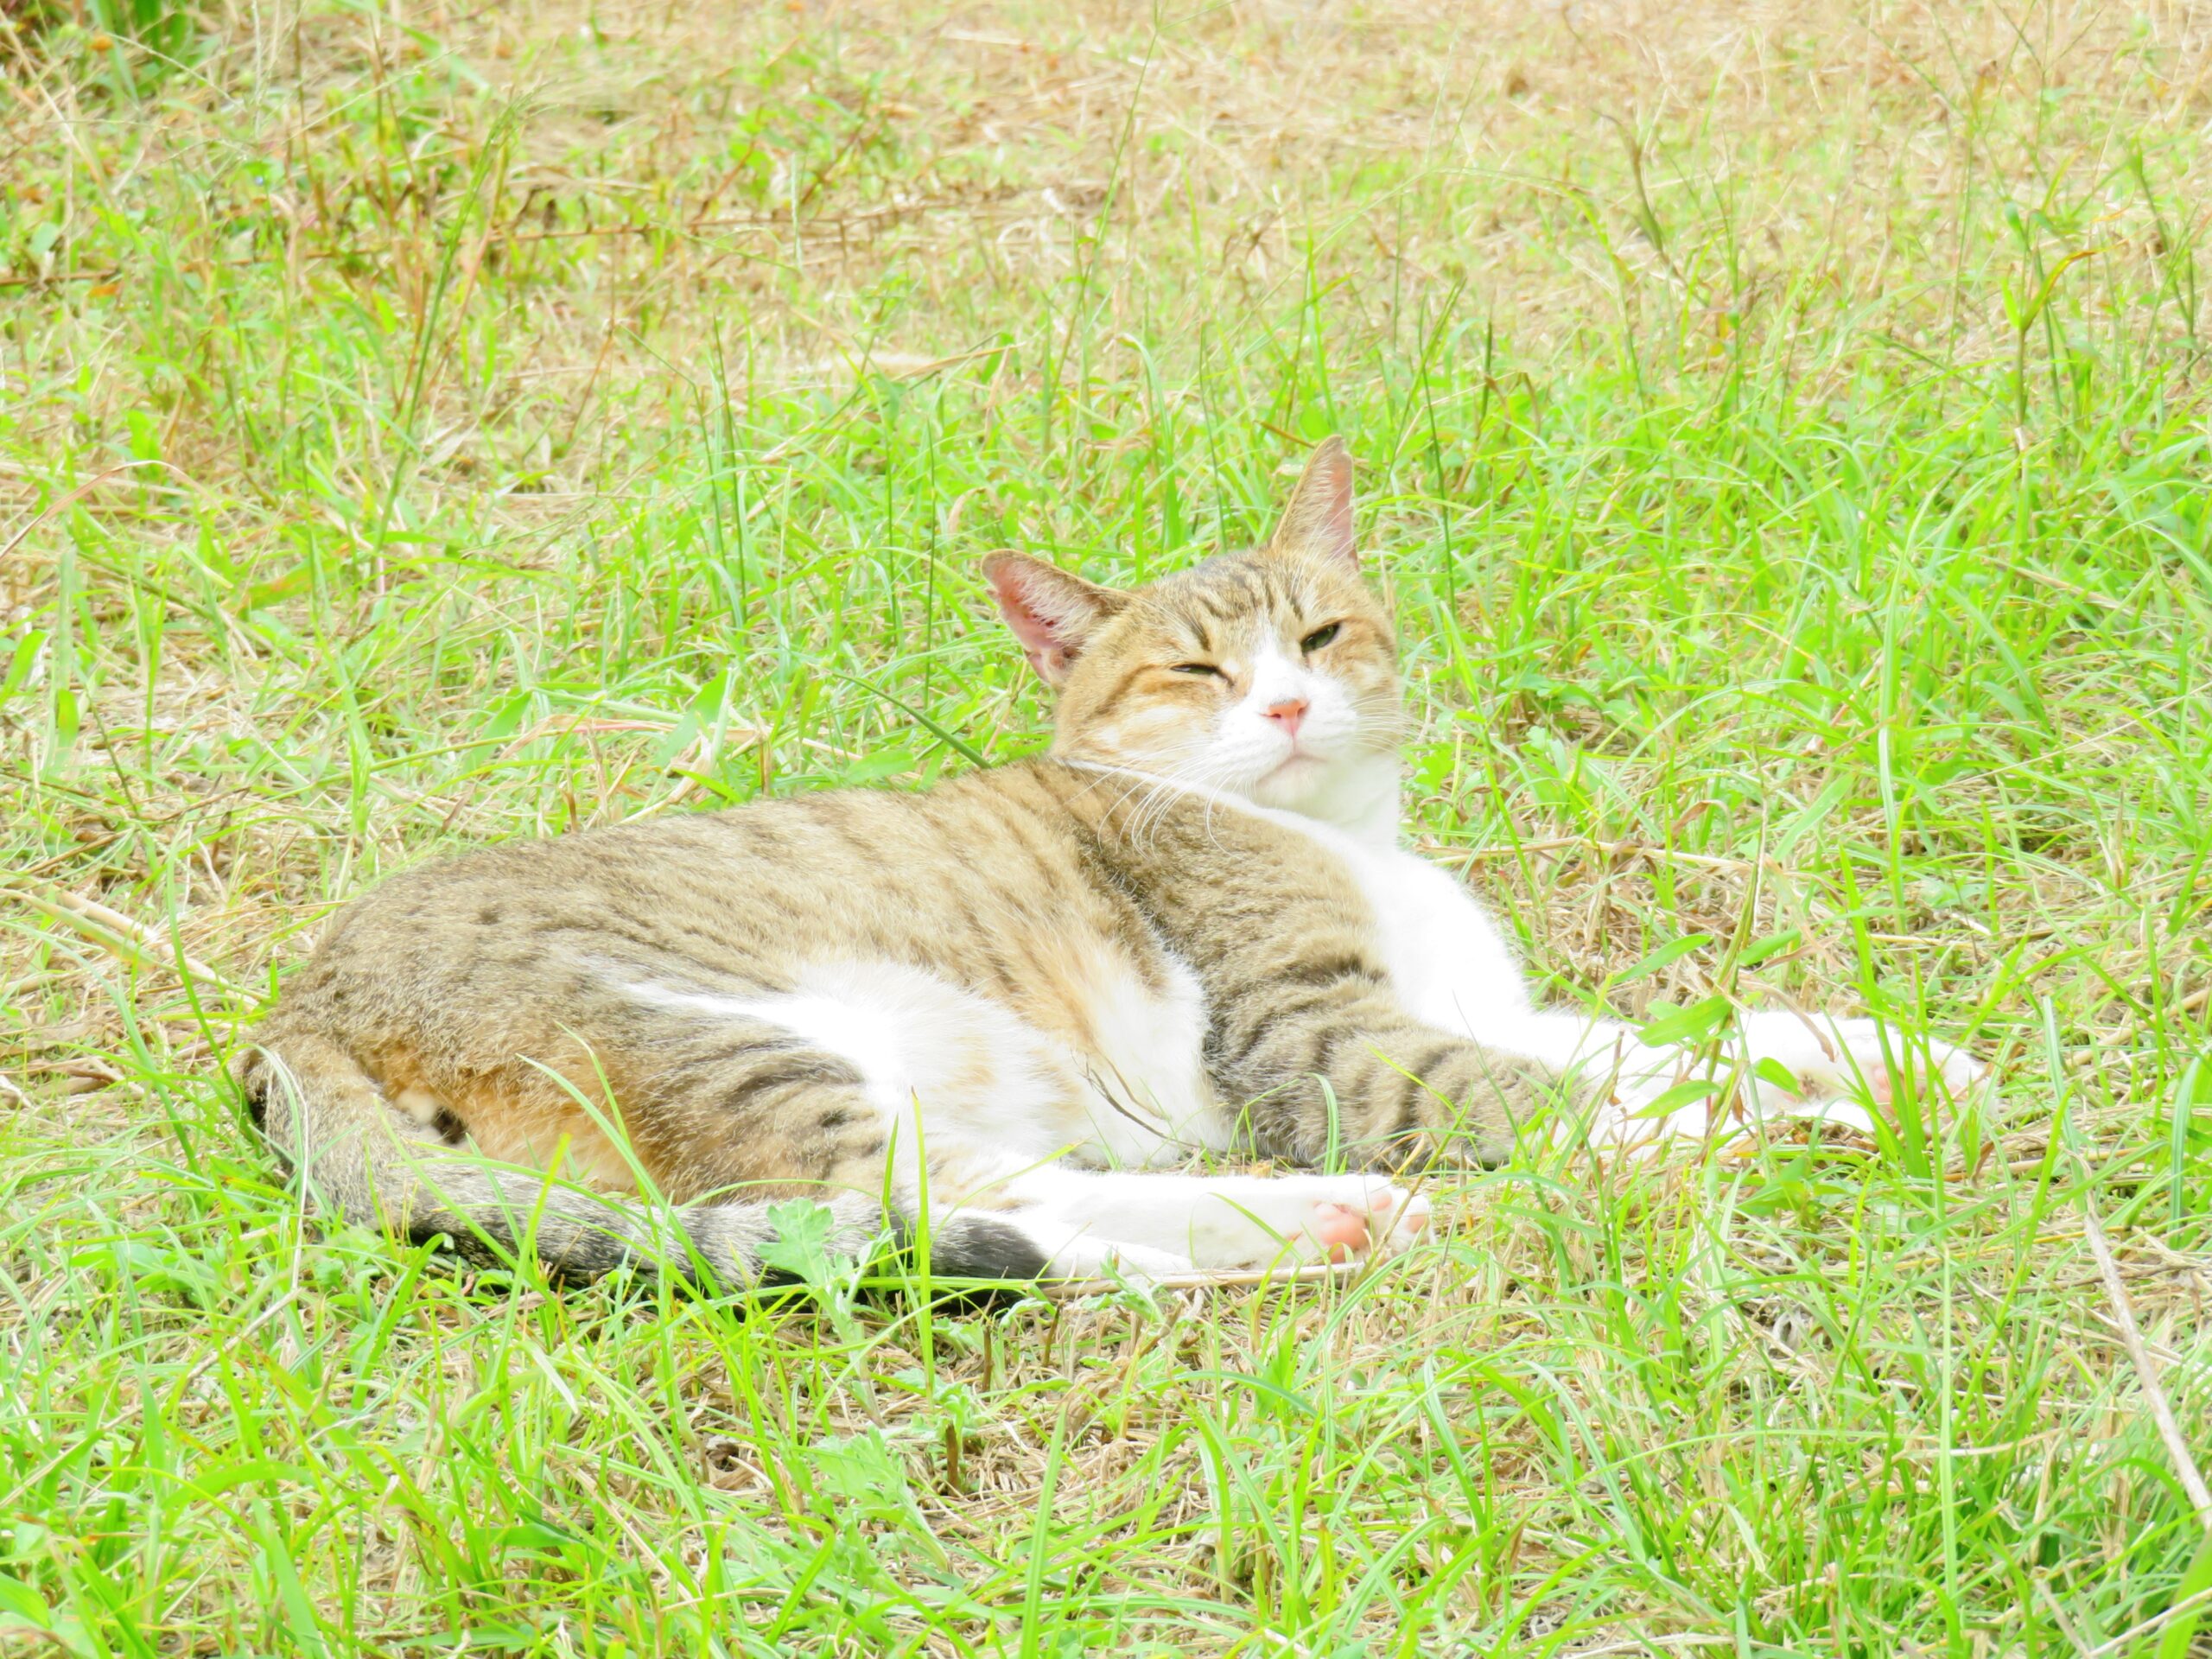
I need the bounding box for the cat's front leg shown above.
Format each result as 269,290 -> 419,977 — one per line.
1437,1008 -> 1700,1147
1548,1012 -> 1987,1154
1459,1006 -> 1986,1154
1726,1011 -> 1986,1121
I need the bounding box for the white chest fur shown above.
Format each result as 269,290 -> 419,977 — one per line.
1236,798 -> 1538,1043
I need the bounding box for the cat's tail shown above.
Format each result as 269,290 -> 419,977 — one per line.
234,1031 -> 1047,1288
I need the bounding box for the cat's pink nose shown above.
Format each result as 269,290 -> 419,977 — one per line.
1263,698 -> 1307,736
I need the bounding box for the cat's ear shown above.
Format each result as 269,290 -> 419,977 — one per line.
1267,435 -> 1357,565
982,554 -> 1127,686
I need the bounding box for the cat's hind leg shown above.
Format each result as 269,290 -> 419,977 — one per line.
941,1162 -> 1432,1277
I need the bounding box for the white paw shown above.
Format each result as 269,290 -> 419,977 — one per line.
1563,1014 -> 1987,1159
1194,1175 -> 1432,1269
1735,1013 -> 1986,1110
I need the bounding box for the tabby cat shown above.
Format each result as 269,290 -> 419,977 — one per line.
240,439 -> 1982,1285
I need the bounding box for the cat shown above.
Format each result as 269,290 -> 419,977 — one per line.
238,437 -> 1984,1287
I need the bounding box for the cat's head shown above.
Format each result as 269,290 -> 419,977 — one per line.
984,438 -> 1403,827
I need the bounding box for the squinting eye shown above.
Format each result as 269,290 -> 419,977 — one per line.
1300,623 -> 1342,652
1169,663 -> 1224,677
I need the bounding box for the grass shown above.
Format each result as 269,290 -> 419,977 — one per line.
3,0 -> 2210,1650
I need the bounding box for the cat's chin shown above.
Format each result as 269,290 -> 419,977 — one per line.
1255,751 -> 1327,785
1235,752 -> 1321,801
1243,751 -> 1402,841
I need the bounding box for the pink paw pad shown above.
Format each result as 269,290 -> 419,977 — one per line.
1304,1202 -> 1371,1262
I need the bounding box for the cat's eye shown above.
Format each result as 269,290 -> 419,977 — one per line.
1169,662 -> 1224,678
1300,623 -> 1342,652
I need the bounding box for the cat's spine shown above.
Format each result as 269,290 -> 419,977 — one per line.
236,1031 -> 1046,1287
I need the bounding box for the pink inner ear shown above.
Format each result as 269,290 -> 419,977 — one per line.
1273,439 -> 1358,565
1306,448 -> 1356,563
988,564 -> 1082,680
